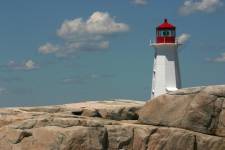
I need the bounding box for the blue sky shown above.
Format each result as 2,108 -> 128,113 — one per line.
0,0 -> 225,107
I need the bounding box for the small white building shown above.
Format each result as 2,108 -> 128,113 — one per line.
150,19 -> 181,98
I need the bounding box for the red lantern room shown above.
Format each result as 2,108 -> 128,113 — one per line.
156,19 -> 176,43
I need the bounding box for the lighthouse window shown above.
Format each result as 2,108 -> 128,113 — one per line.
163,31 -> 169,36
158,29 -> 175,37
160,31 -> 164,36
159,30 -> 170,37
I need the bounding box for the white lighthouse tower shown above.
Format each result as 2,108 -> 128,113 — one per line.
150,19 -> 181,98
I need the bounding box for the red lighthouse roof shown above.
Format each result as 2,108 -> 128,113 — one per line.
157,19 -> 175,29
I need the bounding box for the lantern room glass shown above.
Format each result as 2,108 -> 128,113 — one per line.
157,29 -> 175,37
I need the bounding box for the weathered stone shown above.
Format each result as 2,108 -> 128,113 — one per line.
62,127 -> 108,150
106,125 -> 134,149
147,127 -> 195,150
0,95 -> 225,149
139,85 -> 225,137
0,128 -> 32,144
81,109 -> 101,117
133,126 -> 157,150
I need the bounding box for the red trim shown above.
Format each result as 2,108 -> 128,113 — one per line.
157,19 -> 175,29
156,37 -> 175,43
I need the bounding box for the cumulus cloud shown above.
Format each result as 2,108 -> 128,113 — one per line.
209,52 -> 225,62
179,0 -> 223,15
177,33 -> 191,44
39,11 -> 129,57
57,12 -> 129,37
38,43 -> 59,54
6,59 -> 39,71
132,0 -> 148,5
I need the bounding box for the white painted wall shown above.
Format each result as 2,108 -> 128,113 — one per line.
151,43 -> 181,98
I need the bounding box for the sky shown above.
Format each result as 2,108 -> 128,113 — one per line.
0,0 -> 225,107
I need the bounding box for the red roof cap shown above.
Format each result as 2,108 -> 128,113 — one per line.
157,19 -> 175,29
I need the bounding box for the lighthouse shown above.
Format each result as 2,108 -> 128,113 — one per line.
150,19 -> 181,98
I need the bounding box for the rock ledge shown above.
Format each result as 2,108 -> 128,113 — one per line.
0,86 -> 225,150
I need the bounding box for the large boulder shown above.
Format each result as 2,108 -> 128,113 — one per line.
133,125 -> 225,150
138,85 -> 225,137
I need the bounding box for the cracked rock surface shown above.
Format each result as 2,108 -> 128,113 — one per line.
139,85 -> 225,137
0,88 -> 225,150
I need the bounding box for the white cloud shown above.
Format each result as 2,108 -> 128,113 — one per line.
210,52 -> 225,62
133,0 -> 148,5
39,11 -> 129,57
180,0 -> 223,15
38,43 -> 59,54
7,59 -> 39,71
177,33 -> 191,44
58,12 -> 129,38
24,60 -> 38,70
